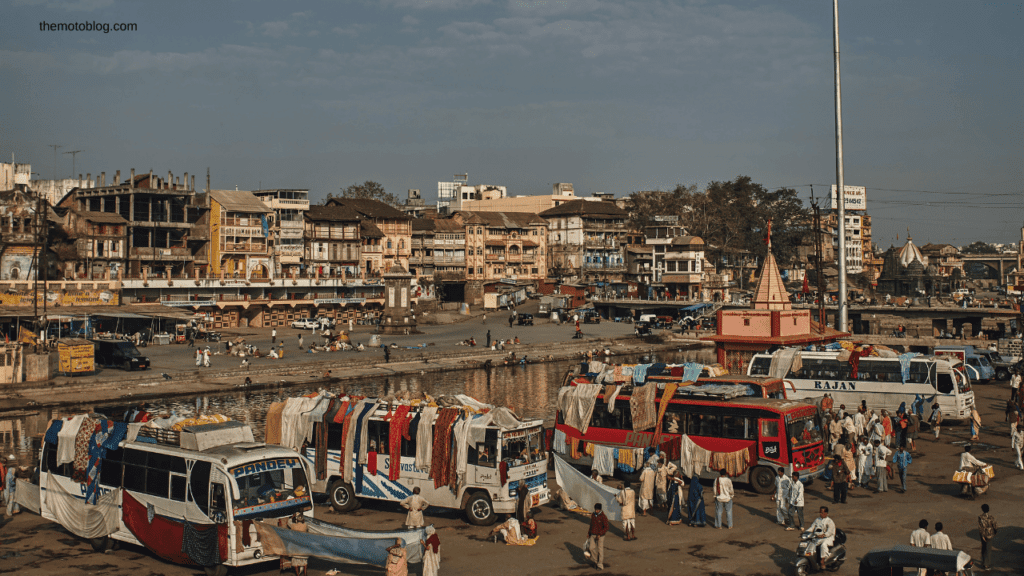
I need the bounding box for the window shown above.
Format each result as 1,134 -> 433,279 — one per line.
100,447 -> 124,487
743,319 -> 750,326
468,429 -> 498,468
721,415 -> 752,439
189,461 -> 211,515
937,373 -> 954,394
760,420 -> 780,438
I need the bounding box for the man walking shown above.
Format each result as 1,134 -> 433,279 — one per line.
787,471 -> 805,531
928,403 -> 943,440
978,504 -> 998,570
910,519 -> 930,576
655,456 -> 676,511
872,440 -> 891,493
272,327 -> 277,344
713,469 -> 733,529
855,437 -> 872,487
486,330 -> 491,352
1010,369 -> 1020,403
298,333 -> 303,350
892,445 -> 913,493
928,522 -> 952,550
828,455 -> 849,504
614,481 -> 637,541
772,467 -> 792,528
638,463 -> 656,517
587,503 -> 609,570
1011,418 -> 1023,470
384,346 -> 391,364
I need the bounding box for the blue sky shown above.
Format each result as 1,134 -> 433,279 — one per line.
1,0 -> 1021,248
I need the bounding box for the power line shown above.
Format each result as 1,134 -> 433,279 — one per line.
63,150 -> 83,179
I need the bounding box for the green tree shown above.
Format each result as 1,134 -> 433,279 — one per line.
961,241 -> 998,254
329,180 -> 400,207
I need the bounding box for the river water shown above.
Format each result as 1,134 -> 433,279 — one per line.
1,347 -> 714,462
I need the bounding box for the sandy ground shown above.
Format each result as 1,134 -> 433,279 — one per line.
2,368 -> 1022,575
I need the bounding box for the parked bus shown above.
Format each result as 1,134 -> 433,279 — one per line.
40,418 -> 312,576
748,350 -> 974,419
285,395 -> 550,526
554,382 -> 827,494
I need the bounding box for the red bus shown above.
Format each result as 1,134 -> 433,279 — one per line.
554,376 -> 826,494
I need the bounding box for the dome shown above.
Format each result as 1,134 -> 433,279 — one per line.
898,237 -> 927,268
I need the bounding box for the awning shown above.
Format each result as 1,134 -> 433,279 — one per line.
682,303 -> 714,312
90,311 -> 152,319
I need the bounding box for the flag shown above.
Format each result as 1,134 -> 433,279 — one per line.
802,275 -> 810,294
765,220 -> 772,245
19,326 -> 37,345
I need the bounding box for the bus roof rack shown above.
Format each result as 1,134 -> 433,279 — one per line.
670,383 -> 751,400
134,420 -> 255,451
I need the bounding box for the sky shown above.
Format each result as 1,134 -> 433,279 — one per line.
1,0 -> 1021,248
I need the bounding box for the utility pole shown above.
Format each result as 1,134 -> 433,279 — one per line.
812,196 -> 826,335
833,0 -> 848,332
47,144 -> 62,179
63,150 -> 83,179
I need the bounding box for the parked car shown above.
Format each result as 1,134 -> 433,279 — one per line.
290,318 -> 319,330
517,313 -> 535,326
91,338 -> 150,371
583,311 -> 601,324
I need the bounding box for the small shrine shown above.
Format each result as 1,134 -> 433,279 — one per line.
380,264 -> 418,335
705,232 -> 847,374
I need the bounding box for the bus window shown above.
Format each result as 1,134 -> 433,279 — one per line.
210,483 -> 227,522
468,429 -> 498,468
100,448 -> 124,487
721,415 -> 752,440
124,449 -> 147,492
502,428 -> 544,465
231,460 -> 310,509
936,373 -> 954,394
190,461 -> 211,515
787,414 -> 822,449
367,420 -> 387,454
749,357 -> 770,376
400,423 -> 419,458
663,412 -> 683,434
171,474 -> 187,502
698,414 -> 720,437
761,420 -> 779,438
955,371 -> 971,394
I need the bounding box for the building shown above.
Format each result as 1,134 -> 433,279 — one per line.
200,189 -> 273,279
437,173 -> 469,215
875,236 -> 938,296
539,199 -> 628,283
60,209 -> 128,280
0,162 -> 32,191
401,189 -> 437,219
454,211 -> 548,285
920,243 -> 964,277
325,198 -> 412,275
408,218 -> 436,279
56,169 -> 208,279
253,189 -> 310,278
303,204 -> 363,278
457,183 -> 603,214
431,218 -> 467,284
0,187 -> 55,281
825,185 -> 872,275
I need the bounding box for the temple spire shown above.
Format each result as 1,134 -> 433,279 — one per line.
752,238 -> 791,311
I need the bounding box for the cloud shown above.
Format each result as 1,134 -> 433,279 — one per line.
382,0 -> 491,9
13,0 -> 113,11
401,15 -> 419,26
260,21 -> 290,38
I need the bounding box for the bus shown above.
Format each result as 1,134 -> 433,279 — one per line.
291,395 -> 550,526
40,418 -> 312,576
747,349 -> 974,419
554,381 -> 827,494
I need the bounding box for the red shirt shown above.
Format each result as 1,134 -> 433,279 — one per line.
589,511 -> 609,536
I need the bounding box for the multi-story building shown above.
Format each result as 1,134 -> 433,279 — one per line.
325,198 -> 412,274
61,209 -> 127,280
304,204 -> 362,278
825,186 -> 871,275
920,243 -> 964,277
56,169 -> 208,278
0,163 -> 32,191
401,189 -> 437,219
456,183 -> 600,214
539,199 -> 628,283
254,189 -> 310,278
432,219 -> 467,284
200,189 -> 273,279
454,211 -> 548,284
409,218 -> 436,279
0,187 -> 53,281
641,221 -> 706,299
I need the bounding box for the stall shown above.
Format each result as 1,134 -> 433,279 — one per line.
56,338 -> 95,376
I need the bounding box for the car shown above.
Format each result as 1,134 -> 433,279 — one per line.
516,313 -> 534,326
290,318 -> 318,330
312,317 -> 336,329
583,311 -> 601,324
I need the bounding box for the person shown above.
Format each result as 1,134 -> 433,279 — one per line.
509,314 -> 514,328
828,414 -> 842,451
872,440 -> 891,493
271,327 -> 277,344
959,445 -> 987,470
202,346 -> 211,368
514,336 -> 520,345
897,410 -> 910,449
805,506 -> 836,571
590,469 -> 603,484
978,504 -> 998,570
195,348 -> 202,367
687,475 -> 707,527
287,513 -> 309,576
907,410 -> 920,452
385,538 -> 408,576
928,402 -> 943,440
586,502 -> 608,570
486,330 -> 491,351
515,484 -> 531,523
666,473 -> 686,526
298,333 -> 303,350
421,525 -> 441,576
482,313 -> 487,324
928,522 -> 952,550
970,408 -> 982,441
842,412 -> 857,447
854,408 -> 866,441
401,487 -> 427,528
637,463 -> 656,516
655,456 -> 676,510
855,437 -> 872,487
828,455 -> 849,504
384,345 -> 391,363
268,348 -> 278,359
892,445 -> 912,493
713,469 -> 733,529
5,455 -> 18,516
910,519 -> 930,576
772,466 -> 792,528
615,481 -> 637,540
788,471 -> 805,531
1011,419 -> 1024,470
1010,370 -> 1021,403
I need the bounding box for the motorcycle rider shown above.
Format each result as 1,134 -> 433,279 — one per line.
805,506 -> 836,571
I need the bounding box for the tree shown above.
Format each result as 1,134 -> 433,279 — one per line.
961,241 -> 998,255
324,180 -> 400,207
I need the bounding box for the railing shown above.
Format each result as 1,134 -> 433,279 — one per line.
221,243 -> 268,253
129,246 -> 192,258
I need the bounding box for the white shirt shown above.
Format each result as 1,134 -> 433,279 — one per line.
714,476 -> 734,502
788,479 -> 805,508
928,531 -> 952,550
854,412 -> 866,436
774,475 -> 791,502
874,444 -> 891,467
960,452 -> 986,469
1011,374 -> 1021,390
910,528 -> 930,547
808,516 -> 836,545
842,417 -> 856,434
856,443 -> 872,462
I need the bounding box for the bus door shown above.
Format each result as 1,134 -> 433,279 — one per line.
758,418 -> 784,463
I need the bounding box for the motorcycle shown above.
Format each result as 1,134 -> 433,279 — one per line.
794,527 -> 846,575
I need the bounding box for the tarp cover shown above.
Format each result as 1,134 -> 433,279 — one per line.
305,518 -> 427,564
553,454 -> 622,522
255,521 -> 413,568
43,473 -> 119,538
15,479 -> 41,515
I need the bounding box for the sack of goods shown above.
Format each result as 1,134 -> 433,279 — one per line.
952,470 -> 971,484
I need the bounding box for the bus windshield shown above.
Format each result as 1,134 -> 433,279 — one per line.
955,371 -> 971,394
787,413 -> 823,449
502,427 -> 545,466
230,458 -> 309,510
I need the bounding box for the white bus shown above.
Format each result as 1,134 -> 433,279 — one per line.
291,395 -> 550,526
40,419 -> 313,576
747,350 -> 974,419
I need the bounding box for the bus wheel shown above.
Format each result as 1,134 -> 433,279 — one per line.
89,536 -> 110,553
328,479 -> 358,513
996,368 -> 1010,381
465,492 -> 496,526
204,564 -> 229,576
749,466 -> 775,495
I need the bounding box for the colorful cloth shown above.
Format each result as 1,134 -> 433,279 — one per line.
651,382 -> 680,446
265,402 -> 286,445
592,444 -> 616,476
681,362 -> 703,382
678,435 -> 713,479
44,419 -> 62,445
553,455 -> 622,522
388,405 -> 412,481
557,384 -> 602,434
899,353 -> 920,383
630,383 -> 658,432
633,364 -> 651,384
415,406 -> 438,472
709,447 -> 750,478
351,402 -> 377,493
71,417 -> 98,481
315,406 -> 330,481
182,520 -> 222,567
687,479 -> 707,526
429,408 -> 461,490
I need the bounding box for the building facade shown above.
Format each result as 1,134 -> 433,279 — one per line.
325,198 -> 412,275
202,189 -> 273,279
61,210 -> 127,280
303,205 -> 362,278
455,211 -> 548,283
254,189 -> 309,278
539,199 -> 628,283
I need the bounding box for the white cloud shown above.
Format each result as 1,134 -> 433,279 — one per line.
402,15 -> 420,26
261,21 -> 290,38
13,0 -> 113,11
382,0 -> 491,9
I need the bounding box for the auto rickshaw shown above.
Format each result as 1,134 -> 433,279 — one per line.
859,545 -> 974,576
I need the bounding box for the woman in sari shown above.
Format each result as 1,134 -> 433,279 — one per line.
420,526 -> 441,576
385,539 -> 408,576
666,473 -> 686,525
686,475 -> 707,527
880,410 -> 894,446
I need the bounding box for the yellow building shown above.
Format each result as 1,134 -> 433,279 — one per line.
454,211 -> 548,283
204,189 -> 273,279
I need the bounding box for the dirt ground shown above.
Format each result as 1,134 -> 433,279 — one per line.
2,379 -> 1022,576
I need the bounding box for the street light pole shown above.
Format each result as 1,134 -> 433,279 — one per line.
833,0 -> 848,332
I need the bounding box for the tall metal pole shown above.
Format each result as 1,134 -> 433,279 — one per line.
833,0 -> 848,332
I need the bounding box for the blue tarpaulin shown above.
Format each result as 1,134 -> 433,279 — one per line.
305,518 -> 427,564
256,521 -> 418,568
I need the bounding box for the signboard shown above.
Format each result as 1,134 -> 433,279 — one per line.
934,349 -> 966,363
58,342 -> 95,374
162,300 -> 216,307
0,289 -> 118,307
313,298 -> 366,305
653,215 -> 679,222
830,185 -> 867,211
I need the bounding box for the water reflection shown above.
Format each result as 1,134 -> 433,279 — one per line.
1,348 -> 713,462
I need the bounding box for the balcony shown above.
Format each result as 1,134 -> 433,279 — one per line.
221,243 -> 268,254
129,246 -> 193,260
